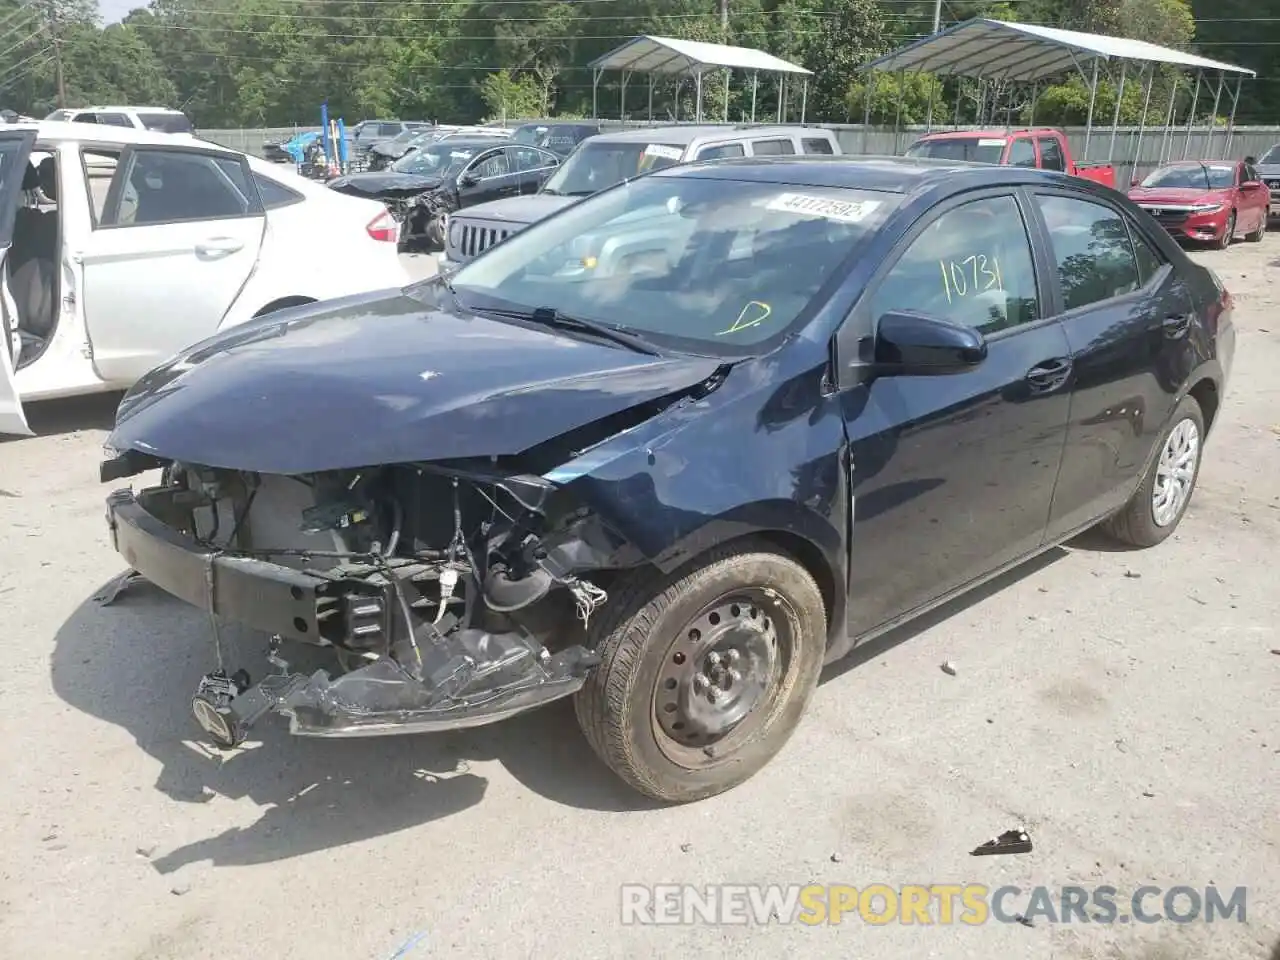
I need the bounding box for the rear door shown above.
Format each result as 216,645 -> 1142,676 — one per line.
1032,188 -> 1193,538
78,143 -> 265,384
1037,135 -> 1067,173
510,145 -> 560,194
0,128 -> 37,435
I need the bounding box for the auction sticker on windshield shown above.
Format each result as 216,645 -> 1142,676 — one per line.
643,144 -> 684,161
765,193 -> 881,223
978,138 -> 1007,147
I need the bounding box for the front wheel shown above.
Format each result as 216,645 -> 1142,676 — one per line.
574,542 -> 827,803
1099,395 -> 1205,548
1217,210 -> 1236,249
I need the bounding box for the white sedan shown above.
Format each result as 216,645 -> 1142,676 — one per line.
0,121 -> 410,436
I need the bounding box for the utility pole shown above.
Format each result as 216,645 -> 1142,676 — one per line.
932,0 -> 943,32
53,36 -> 65,108
720,0 -> 728,35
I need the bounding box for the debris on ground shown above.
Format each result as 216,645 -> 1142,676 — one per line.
1014,914 -> 1035,927
940,661 -> 958,676
170,882 -> 191,896
1142,790 -> 1155,798
1123,570 -> 1142,579
136,845 -> 156,859
830,852 -> 842,863
970,829 -> 1033,856
679,843 -> 691,853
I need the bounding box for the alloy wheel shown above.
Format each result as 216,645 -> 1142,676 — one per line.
1151,417 -> 1200,527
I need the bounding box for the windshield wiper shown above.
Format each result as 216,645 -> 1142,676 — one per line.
479,305 -> 660,355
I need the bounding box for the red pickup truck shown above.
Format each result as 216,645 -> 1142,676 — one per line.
904,128 -> 1117,189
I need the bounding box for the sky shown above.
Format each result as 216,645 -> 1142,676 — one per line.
99,0 -> 138,25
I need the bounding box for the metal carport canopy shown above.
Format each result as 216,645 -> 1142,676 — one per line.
589,35 -> 811,77
860,18 -> 1255,82
588,35 -> 812,123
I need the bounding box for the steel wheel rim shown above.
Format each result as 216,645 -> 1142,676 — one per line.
1151,417 -> 1200,527
651,590 -> 793,769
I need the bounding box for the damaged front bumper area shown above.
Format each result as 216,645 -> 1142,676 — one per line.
105,475 -> 608,742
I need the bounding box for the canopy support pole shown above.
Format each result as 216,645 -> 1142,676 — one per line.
952,78 -> 962,128
1203,71 -> 1225,159
1158,74 -> 1178,164
723,69 -> 730,122
1130,63 -> 1155,186
750,72 -> 758,123
778,75 -> 786,122
800,77 -> 808,124
647,74 -> 655,122
1082,59 -> 1100,161
619,70 -> 630,121
1181,69 -> 1202,159
924,73 -> 937,133
1107,60 -> 1127,162
674,78 -> 681,122
1004,82 -> 1014,133
592,67 -> 601,119
862,72 -> 875,153
1223,74 -> 1243,158
695,70 -> 704,123
893,69 -> 905,153
1028,81 -> 1040,128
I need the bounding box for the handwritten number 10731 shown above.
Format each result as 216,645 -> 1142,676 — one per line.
940,254 -> 1003,304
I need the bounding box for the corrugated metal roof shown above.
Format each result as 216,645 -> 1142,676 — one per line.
589,35 -> 812,76
861,18 -> 1255,82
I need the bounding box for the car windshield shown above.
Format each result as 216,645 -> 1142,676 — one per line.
905,137 -> 1006,164
445,174 -> 899,356
1140,164 -> 1235,190
392,143 -> 476,176
1259,145 -> 1280,164
540,141 -> 685,197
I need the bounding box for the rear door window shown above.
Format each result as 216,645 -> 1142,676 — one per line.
99,113 -> 133,128
1036,194 -> 1141,310
137,112 -> 194,134
103,148 -> 263,227
1008,138 -> 1037,167
751,138 -> 796,156
378,123 -> 402,137
801,137 -> 835,155
252,172 -> 304,210
1037,137 -> 1066,171
696,142 -> 745,161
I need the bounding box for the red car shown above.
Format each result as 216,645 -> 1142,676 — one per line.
1128,159 -> 1269,249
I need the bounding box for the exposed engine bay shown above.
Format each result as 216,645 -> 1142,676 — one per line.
327,177 -> 455,250
105,459 -> 631,746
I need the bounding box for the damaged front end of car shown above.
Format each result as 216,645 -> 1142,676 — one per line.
102,456 -> 637,746
328,175 -> 455,249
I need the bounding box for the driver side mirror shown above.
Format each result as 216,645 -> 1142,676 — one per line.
874,311 -> 987,375
458,172 -> 479,187
1130,176 -> 1140,187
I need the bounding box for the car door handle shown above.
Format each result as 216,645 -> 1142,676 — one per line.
1026,357 -> 1072,388
195,237 -> 245,257
1162,314 -> 1191,339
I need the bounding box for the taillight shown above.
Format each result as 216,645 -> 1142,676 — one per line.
366,210 -> 398,242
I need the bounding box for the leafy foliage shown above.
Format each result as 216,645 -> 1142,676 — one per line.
0,0 -> 1270,127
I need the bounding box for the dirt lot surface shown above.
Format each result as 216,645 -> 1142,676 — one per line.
0,247 -> 1277,960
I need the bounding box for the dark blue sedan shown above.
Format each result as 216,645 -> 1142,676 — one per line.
99,155 -> 1235,803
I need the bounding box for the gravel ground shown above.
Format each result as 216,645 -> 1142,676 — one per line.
0,245 -> 1277,960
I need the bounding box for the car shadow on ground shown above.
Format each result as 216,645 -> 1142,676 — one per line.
0,391 -> 123,444
52,545 -> 1071,869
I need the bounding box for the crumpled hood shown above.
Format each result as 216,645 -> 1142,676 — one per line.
328,172 -> 444,198
106,285 -> 722,475
453,193 -> 576,226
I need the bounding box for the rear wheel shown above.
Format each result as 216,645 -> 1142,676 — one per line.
1099,395 -> 1205,548
1216,210 -> 1236,249
574,542 -> 826,803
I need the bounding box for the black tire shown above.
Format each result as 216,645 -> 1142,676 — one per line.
1099,395 -> 1205,548
1246,209 -> 1268,242
1216,210 -> 1236,249
574,541 -> 826,803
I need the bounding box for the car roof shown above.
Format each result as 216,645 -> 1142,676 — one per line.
80,106 -> 185,114
1153,159 -> 1236,167
13,120 -> 221,147
653,154 -> 1090,194
586,125 -> 834,146
914,128 -> 1063,141
419,135 -> 510,149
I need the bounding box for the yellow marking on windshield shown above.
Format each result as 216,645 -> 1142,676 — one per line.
717,300 -> 772,336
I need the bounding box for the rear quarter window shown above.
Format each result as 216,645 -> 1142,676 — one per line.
801,138 -> 835,155
751,139 -> 796,156
253,172 -> 304,209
